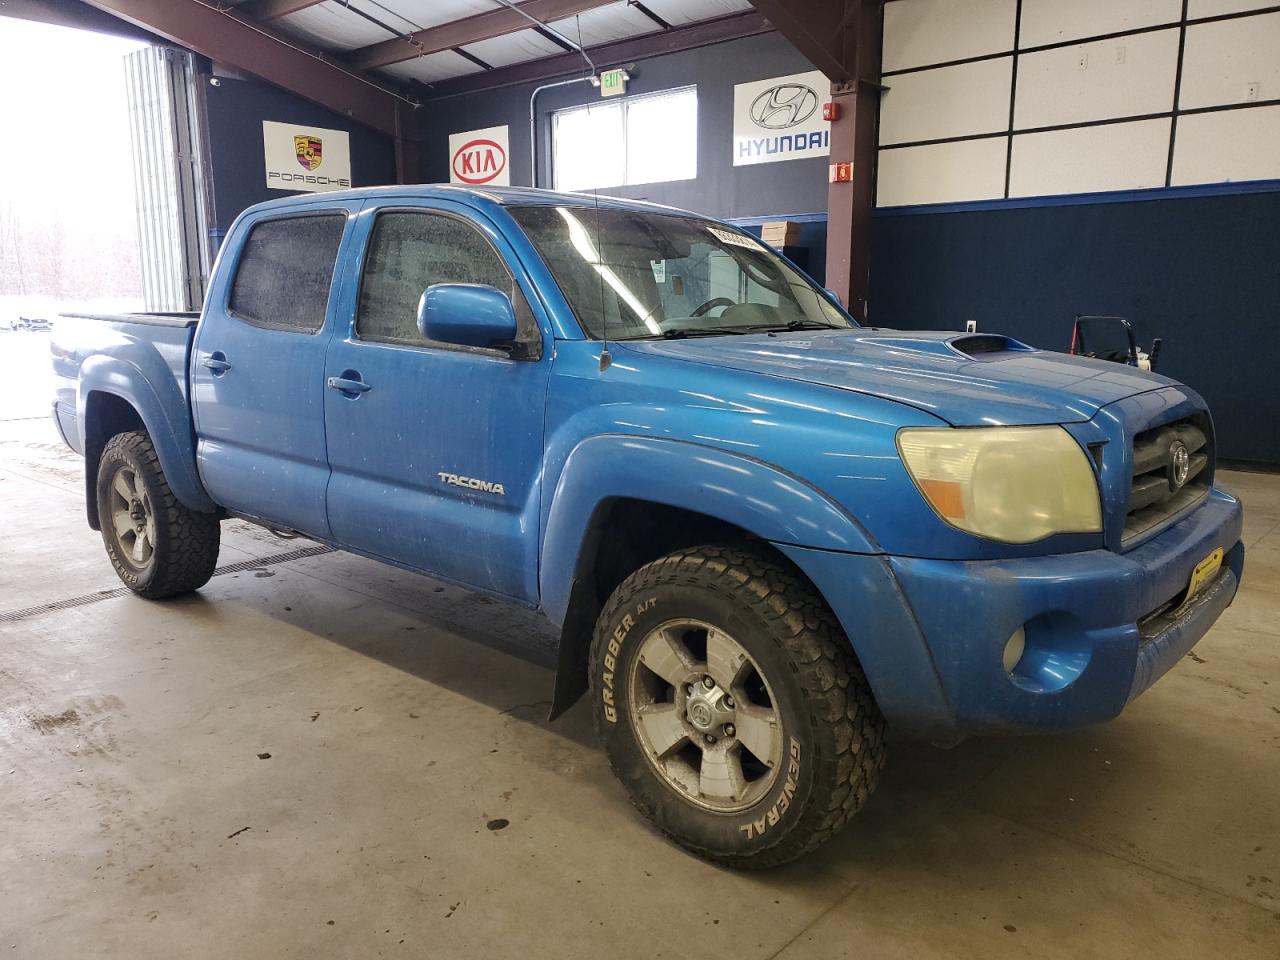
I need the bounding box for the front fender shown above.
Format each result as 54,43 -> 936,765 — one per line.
539,434 -> 879,626
79,353 -> 214,514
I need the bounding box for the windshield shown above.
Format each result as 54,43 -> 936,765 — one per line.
508,205 -> 854,340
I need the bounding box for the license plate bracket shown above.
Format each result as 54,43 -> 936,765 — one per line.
1181,547 -> 1224,608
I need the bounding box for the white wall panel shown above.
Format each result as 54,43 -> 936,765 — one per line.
1015,29 -> 1178,128
1172,105 -> 1280,184
1180,12 -> 1280,109
1019,0 -> 1181,47
883,0 -> 1016,72
877,138 -> 1009,205
1187,0 -> 1275,17
1008,119 -> 1171,196
879,57 -> 1012,145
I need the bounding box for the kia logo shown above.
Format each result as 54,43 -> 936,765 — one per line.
452,138 -> 506,184
750,83 -> 819,129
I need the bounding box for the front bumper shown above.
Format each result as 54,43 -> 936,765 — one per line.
779,487 -> 1244,740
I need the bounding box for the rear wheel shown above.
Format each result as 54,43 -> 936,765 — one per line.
590,544 -> 886,868
96,431 -> 220,598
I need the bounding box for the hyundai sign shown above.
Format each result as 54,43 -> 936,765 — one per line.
448,124 -> 510,186
732,70 -> 830,166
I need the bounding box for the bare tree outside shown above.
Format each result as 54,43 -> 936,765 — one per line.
0,20 -> 149,324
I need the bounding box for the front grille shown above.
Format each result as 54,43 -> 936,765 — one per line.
1123,415 -> 1211,544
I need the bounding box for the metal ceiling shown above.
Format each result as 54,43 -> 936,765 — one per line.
262,0 -> 754,87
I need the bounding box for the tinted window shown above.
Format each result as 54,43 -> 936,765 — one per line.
356,211 -> 538,351
229,214 -> 345,333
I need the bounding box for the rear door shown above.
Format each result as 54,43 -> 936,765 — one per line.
192,205 -> 357,539
322,200 -> 551,601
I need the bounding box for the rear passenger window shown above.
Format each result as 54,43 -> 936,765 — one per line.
356,211 -> 539,352
229,214 -> 345,333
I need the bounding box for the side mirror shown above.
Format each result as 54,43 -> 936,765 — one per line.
416,283 -> 517,350
823,287 -> 842,307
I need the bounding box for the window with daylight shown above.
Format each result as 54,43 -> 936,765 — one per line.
552,86 -> 697,191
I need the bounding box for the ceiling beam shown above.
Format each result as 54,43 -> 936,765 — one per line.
420,10 -> 773,100
0,0 -> 156,41
234,0 -> 326,22
76,0 -> 404,136
746,0 -> 854,83
345,0 -> 616,71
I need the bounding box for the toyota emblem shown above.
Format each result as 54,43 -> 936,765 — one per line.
749,83 -> 819,129
1168,440 -> 1190,491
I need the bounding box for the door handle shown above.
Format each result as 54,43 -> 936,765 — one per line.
202,352 -> 232,374
327,373 -> 372,397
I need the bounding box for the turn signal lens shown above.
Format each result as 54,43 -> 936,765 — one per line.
897,426 -> 1102,543
1003,626 -> 1027,673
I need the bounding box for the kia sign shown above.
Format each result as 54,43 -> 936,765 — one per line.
448,125 -> 510,186
732,70 -> 830,166
453,139 -> 505,183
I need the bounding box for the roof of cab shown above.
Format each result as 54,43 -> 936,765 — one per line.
241,183 -> 693,218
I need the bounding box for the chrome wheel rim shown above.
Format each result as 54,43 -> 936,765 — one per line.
108,466 -> 155,567
627,618 -> 783,813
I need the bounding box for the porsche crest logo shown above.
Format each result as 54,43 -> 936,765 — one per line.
294,135 -> 323,171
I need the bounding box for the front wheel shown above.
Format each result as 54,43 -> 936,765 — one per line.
96,431 -> 220,598
590,545 -> 886,868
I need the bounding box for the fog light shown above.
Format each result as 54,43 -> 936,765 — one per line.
1002,626 -> 1027,673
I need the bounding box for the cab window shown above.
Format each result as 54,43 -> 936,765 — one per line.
228,214 -> 345,333
356,210 -> 540,356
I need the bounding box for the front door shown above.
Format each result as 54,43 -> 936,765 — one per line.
322,201 -> 551,602
192,206 -> 355,539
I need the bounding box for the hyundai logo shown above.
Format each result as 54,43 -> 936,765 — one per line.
1168,440 -> 1191,491
749,83 -> 819,129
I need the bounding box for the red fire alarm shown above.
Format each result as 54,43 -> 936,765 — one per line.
822,101 -> 840,121
829,162 -> 853,183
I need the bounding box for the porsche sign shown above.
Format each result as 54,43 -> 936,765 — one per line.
263,120 -> 351,193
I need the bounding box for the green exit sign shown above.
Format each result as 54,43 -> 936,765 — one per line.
599,68 -> 627,97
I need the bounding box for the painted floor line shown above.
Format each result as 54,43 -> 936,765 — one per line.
0,545 -> 334,624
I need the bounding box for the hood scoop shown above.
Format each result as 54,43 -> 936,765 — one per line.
854,331 -> 1036,361
946,333 -> 1037,359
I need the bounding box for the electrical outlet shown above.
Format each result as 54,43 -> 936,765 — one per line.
1115,45 -> 1126,64
1246,81 -> 1260,101
1077,52 -> 1089,70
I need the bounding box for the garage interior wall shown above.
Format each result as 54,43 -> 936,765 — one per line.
871,0 -> 1280,466
199,72 -> 397,246
876,0 -> 1280,205
414,30 -> 827,220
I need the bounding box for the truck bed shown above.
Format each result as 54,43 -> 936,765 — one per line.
51,312 -> 199,459
60,311 -> 200,329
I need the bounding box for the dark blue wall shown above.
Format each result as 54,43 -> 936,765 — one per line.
868,188 -> 1280,466
200,75 -> 396,240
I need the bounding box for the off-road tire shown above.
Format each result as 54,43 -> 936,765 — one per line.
96,431 -> 220,599
589,544 -> 886,869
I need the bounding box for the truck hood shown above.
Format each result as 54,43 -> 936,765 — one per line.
622,329 -> 1175,426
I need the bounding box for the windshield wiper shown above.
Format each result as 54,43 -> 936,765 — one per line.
618,327 -> 755,341
658,326 -> 756,340
744,319 -> 845,333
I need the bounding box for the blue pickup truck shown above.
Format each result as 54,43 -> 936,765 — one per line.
51,185 -> 1244,868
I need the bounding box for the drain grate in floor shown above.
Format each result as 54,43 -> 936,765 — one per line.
0,545 -> 334,624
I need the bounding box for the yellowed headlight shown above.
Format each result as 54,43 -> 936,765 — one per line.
897,426 -> 1102,543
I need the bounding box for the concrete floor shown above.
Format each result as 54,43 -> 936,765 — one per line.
2,333 -> 1279,958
